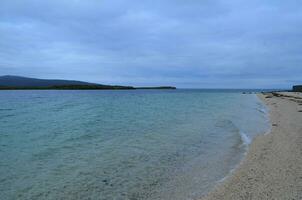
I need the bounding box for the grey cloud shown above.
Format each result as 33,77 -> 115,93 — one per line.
0,0 -> 301,88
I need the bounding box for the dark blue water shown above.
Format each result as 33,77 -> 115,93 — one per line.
0,90 -> 270,200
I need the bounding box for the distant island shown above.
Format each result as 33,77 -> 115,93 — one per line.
0,75 -> 176,90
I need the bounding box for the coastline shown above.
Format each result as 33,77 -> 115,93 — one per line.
200,92 -> 302,200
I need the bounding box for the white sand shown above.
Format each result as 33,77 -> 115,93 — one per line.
201,92 -> 302,200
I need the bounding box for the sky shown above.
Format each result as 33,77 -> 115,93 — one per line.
0,0 -> 301,88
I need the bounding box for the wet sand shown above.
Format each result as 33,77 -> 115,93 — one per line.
201,92 -> 302,200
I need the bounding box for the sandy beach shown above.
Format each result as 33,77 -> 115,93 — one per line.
201,92 -> 302,200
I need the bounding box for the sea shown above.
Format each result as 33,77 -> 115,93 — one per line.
0,89 -> 270,200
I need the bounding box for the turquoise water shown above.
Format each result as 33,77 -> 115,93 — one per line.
0,90 -> 270,200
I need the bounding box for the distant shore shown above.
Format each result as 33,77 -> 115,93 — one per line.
0,75 -> 176,90
201,92 -> 302,200
0,86 -> 176,90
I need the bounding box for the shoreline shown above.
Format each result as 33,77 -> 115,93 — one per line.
200,92 -> 302,200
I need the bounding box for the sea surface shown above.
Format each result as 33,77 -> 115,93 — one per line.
0,90 -> 270,200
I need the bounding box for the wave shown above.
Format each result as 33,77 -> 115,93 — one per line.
215,119 -> 251,147
239,131 -> 251,146
257,107 -> 267,114
0,108 -> 14,111
216,131 -> 251,186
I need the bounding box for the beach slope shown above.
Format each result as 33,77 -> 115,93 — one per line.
202,92 -> 302,200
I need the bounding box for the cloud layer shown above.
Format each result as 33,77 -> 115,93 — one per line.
0,0 -> 301,88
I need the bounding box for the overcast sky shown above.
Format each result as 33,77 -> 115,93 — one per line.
0,0 -> 301,88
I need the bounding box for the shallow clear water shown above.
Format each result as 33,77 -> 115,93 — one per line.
0,90 -> 270,200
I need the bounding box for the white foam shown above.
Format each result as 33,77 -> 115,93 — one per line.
257,108 -> 267,114
239,131 -> 251,146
